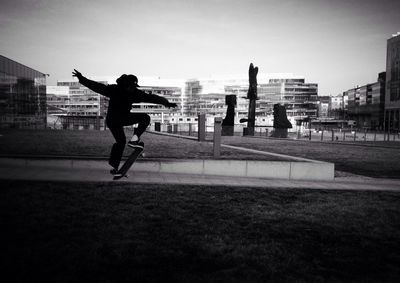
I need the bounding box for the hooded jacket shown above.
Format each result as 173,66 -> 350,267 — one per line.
77,76 -> 172,124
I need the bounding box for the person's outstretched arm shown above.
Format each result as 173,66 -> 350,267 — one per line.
72,69 -> 111,97
137,89 -> 178,108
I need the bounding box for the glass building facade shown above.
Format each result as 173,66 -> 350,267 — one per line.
0,55 -> 47,128
384,32 -> 400,134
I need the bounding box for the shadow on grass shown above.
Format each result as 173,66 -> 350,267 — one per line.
2,180 -> 400,282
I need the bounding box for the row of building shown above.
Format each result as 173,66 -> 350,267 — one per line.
317,72 -> 386,130
46,74 -> 318,130
1,32 -> 399,133
316,32 -> 400,131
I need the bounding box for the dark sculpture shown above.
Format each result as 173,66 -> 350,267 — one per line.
241,63 -> 258,136
247,63 -> 258,99
271,104 -> 292,138
222,95 -> 236,136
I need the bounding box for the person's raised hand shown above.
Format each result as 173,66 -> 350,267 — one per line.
72,69 -> 83,79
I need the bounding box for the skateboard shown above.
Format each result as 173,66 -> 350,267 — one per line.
113,142 -> 144,180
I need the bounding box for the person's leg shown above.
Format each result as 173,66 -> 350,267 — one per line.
107,124 -> 126,170
124,113 -> 150,144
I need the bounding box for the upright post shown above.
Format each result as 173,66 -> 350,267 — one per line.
398,110 -> 400,140
388,110 -> 392,142
320,129 -> 324,141
198,114 -> 206,141
383,110 -> 387,141
213,117 -> 222,158
96,114 -> 100,130
154,122 -> 161,132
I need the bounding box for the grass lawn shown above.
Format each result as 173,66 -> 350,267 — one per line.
0,129 -> 288,161
221,136 -> 400,179
1,129 -> 400,177
2,180 -> 400,282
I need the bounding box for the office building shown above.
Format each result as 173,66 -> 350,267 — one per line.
47,73 -> 317,131
47,76 -> 185,129
132,76 -> 184,124
0,55 -> 47,128
184,75 -> 318,128
317,96 -> 330,117
344,72 -> 386,129
385,32 -> 400,132
329,95 -> 345,119
46,79 -> 109,129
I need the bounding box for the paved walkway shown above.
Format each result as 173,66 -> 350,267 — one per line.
1,161 -> 400,192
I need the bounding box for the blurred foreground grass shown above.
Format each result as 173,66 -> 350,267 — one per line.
2,180 -> 400,282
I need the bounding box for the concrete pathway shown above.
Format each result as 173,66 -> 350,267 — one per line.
1,161 -> 400,192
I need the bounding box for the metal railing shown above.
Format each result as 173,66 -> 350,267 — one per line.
152,121 -> 400,143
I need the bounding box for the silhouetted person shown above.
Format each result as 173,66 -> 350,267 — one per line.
72,69 -> 177,174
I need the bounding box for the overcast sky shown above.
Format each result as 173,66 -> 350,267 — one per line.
1,0 -> 399,95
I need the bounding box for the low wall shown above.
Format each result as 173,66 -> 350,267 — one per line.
0,157 -> 334,181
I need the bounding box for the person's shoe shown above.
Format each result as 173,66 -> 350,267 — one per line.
111,168 -> 123,178
128,140 -> 144,149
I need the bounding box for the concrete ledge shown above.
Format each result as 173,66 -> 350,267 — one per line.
247,161 -> 291,179
159,160 -> 204,175
0,157 -> 335,181
136,161 -> 161,172
147,130 -> 199,141
203,160 -> 247,177
290,162 -> 335,181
